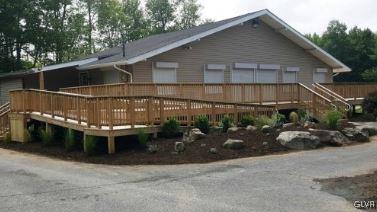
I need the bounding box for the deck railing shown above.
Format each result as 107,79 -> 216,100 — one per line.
321,83 -> 377,100
10,89 -> 275,129
61,83 -> 300,104
0,102 -> 10,135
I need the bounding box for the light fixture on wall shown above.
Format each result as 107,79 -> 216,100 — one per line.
252,18 -> 260,28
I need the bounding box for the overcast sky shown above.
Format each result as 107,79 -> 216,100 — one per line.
198,0 -> 377,34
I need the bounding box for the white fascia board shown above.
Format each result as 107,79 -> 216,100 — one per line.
155,62 -> 179,69
42,58 -> 98,71
286,67 -> 300,72
263,10 -> 351,73
126,10 -> 268,64
234,63 -> 257,69
259,64 -> 280,70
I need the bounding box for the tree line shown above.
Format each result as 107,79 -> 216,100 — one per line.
0,0 -> 205,72
306,20 -> 377,82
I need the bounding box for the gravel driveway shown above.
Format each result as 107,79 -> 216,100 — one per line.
1,139 -> 377,212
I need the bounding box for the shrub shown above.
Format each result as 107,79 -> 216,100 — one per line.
4,132 -> 11,143
239,115 -> 255,127
323,110 -> 343,129
64,129 -> 80,152
297,108 -> 309,123
161,119 -> 181,138
363,91 -> 377,118
221,116 -> 233,132
271,112 -> 286,127
194,115 -> 210,134
28,124 -> 40,142
39,127 -> 54,146
137,129 -> 149,146
255,115 -> 274,129
289,112 -> 299,125
84,135 -> 99,156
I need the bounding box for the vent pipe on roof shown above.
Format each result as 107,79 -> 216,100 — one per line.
122,42 -> 126,57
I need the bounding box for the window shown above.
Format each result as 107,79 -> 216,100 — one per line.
152,62 -> 178,83
257,64 -> 280,83
313,68 -> 328,83
283,67 -> 300,83
231,63 -> 256,83
204,64 -> 225,83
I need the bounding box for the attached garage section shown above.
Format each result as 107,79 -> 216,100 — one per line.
231,63 -> 256,83
257,64 -> 279,83
0,78 -> 23,105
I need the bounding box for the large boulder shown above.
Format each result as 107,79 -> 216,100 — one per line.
174,142 -> 185,152
303,121 -> 316,128
282,123 -> 294,129
246,125 -> 257,131
227,127 -> 239,133
341,127 -> 369,142
277,131 -> 320,150
261,125 -> 273,133
182,128 -> 206,143
309,129 -> 351,146
223,139 -> 245,149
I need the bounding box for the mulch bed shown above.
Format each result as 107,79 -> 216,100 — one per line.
316,170 -> 377,205
0,123 -> 360,165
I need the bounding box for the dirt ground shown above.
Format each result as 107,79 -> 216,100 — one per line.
316,171 -> 377,209
0,123 -> 360,165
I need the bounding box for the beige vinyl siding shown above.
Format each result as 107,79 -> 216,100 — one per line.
0,78 -> 23,104
133,20 -> 332,84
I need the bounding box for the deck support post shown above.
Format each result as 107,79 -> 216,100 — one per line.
107,136 -> 115,154
9,113 -> 29,143
45,123 -> 52,134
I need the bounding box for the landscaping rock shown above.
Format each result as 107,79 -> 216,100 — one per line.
227,127 -> 239,133
174,142 -> 185,152
209,148 -> 217,154
223,139 -> 245,149
262,142 -> 268,146
342,128 -> 369,142
303,121 -> 316,128
246,125 -> 257,131
200,143 -> 206,147
277,131 -> 320,150
182,128 -> 206,143
146,144 -> 158,153
261,125 -> 273,133
309,129 -> 351,146
282,123 -> 294,128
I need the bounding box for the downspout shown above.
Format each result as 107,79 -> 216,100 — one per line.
114,64 -> 133,83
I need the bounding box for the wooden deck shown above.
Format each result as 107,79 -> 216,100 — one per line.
5,82 -> 377,153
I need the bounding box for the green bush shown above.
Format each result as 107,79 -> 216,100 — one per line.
289,112 -> 299,125
194,115 -> 210,134
239,115 -> 255,127
28,124 -> 38,141
161,119 -> 181,138
39,127 -> 54,146
64,129 -> 80,152
137,129 -> 149,146
221,116 -> 233,132
271,112 -> 286,127
4,132 -> 11,143
84,135 -> 99,156
255,115 -> 274,129
297,109 -> 309,123
323,110 -> 343,129
362,91 -> 377,118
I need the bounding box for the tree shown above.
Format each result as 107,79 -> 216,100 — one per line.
362,68 -> 377,82
174,0 -> 202,30
122,0 -> 148,41
145,0 -> 175,34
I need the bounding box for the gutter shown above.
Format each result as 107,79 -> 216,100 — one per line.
114,64 -> 133,83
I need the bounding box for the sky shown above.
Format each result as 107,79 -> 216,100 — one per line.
197,0 -> 377,34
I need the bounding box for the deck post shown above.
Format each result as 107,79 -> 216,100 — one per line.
39,71 -> 45,90
159,97 -> 164,124
259,84 -> 263,105
107,136 -> 115,154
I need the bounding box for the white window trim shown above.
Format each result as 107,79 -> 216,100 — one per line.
259,64 -> 280,70
152,65 -> 177,83
155,62 -> 179,69
234,63 -> 257,69
204,65 -> 225,83
286,67 -> 300,72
